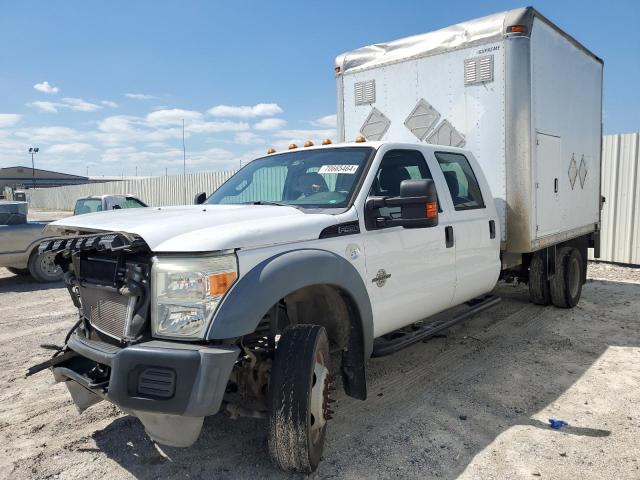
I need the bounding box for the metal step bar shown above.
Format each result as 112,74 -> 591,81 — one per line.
372,294 -> 501,357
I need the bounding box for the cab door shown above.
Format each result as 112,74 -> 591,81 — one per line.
360,147 -> 456,338
432,151 -> 500,304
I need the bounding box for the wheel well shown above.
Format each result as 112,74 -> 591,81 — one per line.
283,285 -> 356,351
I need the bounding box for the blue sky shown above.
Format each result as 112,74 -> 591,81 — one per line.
0,0 -> 638,177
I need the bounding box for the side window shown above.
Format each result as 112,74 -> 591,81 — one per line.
371,149 -> 432,219
435,152 -> 485,210
123,197 -> 146,208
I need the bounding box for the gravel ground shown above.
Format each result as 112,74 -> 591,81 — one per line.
0,261 -> 638,479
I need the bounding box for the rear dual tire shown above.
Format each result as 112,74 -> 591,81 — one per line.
528,247 -> 584,308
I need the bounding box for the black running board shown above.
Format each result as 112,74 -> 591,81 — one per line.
372,295 -> 501,357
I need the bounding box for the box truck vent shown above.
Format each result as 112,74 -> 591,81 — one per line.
425,119 -> 465,147
360,107 -> 391,141
464,55 -> 494,85
404,99 -> 441,141
354,80 -> 376,105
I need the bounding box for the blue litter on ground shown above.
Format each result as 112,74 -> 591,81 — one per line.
548,419 -> 569,429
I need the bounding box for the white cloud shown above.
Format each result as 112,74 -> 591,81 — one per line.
208,103 -> 282,118
61,97 -> 101,112
146,109 -> 203,126
29,101 -> 60,113
187,120 -> 249,133
125,93 -> 156,100
48,143 -> 95,155
312,114 -> 337,128
101,100 -> 118,108
33,81 -> 59,94
0,114 -> 22,128
253,118 -> 287,131
28,97 -> 102,113
15,126 -> 86,143
234,131 -> 264,145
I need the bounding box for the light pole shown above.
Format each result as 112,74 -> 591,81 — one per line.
28,147 -> 39,188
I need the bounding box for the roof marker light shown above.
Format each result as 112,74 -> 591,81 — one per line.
288,143 -> 298,150
355,136 -> 366,143
267,148 -> 276,154
304,140 -> 314,147
507,24 -> 527,33
322,138 -> 332,145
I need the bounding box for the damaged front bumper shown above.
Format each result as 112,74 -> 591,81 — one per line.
53,334 -> 239,447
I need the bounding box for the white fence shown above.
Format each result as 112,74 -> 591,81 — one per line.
28,133 -> 640,265
592,132 -> 640,265
29,171 -> 234,211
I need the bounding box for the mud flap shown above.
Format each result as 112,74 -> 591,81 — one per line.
135,411 -> 205,447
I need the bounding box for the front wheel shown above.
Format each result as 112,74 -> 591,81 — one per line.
28,251 -> 63,283
268,325 -> 333,473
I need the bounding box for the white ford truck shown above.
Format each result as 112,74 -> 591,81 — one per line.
32,7 -> 602,474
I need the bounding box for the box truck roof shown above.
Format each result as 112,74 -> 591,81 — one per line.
335,6 -> 602,76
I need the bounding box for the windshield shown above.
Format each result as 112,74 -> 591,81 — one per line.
206,147 -> 373,208
74,198 -> 103,215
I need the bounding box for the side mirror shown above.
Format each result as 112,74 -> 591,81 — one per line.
194,192 -> 207,205
398,179 -> 438,228
365,178 -> 438,229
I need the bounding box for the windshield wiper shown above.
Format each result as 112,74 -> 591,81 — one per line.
244,201 -> 291,207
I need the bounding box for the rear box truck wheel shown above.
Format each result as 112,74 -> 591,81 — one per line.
268,324 -> 332,473
550,247 -> 583,308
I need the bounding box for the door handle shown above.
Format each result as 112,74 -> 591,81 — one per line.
445,226 -> 454,248
554,178 -> 558,193
489,220 -> 496,239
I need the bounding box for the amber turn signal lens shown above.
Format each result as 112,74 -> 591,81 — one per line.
304,140 -> 314,147
322,138 -> 332,145
267,148 -> 276,154
355,136 -> 366,143
288,143 -> 298,150
209,271 -> 237,296
426,201 -> 438,219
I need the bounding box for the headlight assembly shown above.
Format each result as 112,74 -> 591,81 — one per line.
151,254 -> 237,339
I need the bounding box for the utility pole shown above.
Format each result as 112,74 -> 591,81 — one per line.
135,166 -> 138,177
28,147 -> 39,188
86,166 -> 89,178
182,118 -> 186,204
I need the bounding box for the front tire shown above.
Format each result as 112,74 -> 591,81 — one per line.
28,251 -> 63,283
528,251 -> 550,305
268,325 -> 332,473
550,247 -> 583,308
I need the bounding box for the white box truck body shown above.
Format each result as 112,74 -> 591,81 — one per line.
335,6 -> 603,256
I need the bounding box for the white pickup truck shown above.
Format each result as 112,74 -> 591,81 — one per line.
33,7 -> 602,474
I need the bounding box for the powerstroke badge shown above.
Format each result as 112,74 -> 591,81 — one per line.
372,269 -> 391,287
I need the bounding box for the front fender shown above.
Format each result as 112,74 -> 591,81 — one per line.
206,249 -> 374,359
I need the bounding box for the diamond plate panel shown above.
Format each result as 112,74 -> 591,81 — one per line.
425,119 -> 465,147
579,155 -> 588,188
568,154 -> 578,189
360,107 -> 391,141
404,98 -> 440,140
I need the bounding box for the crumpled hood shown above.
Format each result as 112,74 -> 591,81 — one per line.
47,204 -> 340,252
